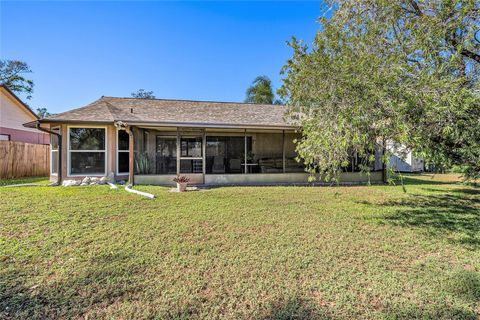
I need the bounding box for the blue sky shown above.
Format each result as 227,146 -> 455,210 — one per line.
1,1 -> 323,114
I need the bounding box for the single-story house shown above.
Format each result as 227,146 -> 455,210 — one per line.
0,85 -> 49,144
24,96 -> 384,186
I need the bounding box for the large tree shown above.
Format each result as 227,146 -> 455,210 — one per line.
0,60 -> 34,99
245,76 -> 281,104
36,107 -> 52,118
280,0 -> 480,182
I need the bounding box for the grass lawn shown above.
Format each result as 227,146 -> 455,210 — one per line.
1,174 -> 479,319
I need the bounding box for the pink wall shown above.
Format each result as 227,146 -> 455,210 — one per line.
0,127 -> 49,145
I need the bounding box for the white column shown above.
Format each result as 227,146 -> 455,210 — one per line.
176,128 -> 180,175
202,129 -> 206,183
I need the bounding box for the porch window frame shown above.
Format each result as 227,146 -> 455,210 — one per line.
116,128 -> 130,175
67,125 -> 107,177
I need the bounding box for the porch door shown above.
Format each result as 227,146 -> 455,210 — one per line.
156,136 -> 177,174
179,136 -> 203,174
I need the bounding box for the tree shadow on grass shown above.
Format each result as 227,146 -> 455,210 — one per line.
0,251 -> 147,319
383,270 -> 480,319
370,189 -> 480,249
261,297 -> 332,320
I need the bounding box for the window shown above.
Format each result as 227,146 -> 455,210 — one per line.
117,130 -> 129,174
0,134 -> 10,141
50,128 -> 60,175
68,127 -> 106,175
180,137 -> 203,173
156,136 -> 177,174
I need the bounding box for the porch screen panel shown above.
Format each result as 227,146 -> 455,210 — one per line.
206,136 -> 251,174
253,132 -> 284,173
156,136 -> 177,174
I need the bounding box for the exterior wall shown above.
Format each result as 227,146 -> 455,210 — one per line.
0,127 -> 49,144
0,88 -> 48,144
388,143 -> 424,172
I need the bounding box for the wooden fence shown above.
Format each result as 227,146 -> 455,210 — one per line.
0,141 -> 50,179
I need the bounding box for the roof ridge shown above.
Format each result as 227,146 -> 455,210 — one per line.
103,96 -> 280,107
44,97 -> 107,120
103,99 -> 119,120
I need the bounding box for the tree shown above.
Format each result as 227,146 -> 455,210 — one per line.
245,76 -> 279,104
0,60 -> 34,99
279,0 -> 480,182
131,89 -> 155,99
36,107 -> 51,118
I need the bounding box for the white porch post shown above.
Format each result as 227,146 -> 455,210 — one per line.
202,129 -> 206,183
176,127 -> 180,175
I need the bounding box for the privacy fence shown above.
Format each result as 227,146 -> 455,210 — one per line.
0,141 -> 50,179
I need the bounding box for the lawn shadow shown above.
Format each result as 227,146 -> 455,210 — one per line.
382,270 -> 480,319
369,187 -> 480,249
261,297 -> 332,320
0,251 -> 147,319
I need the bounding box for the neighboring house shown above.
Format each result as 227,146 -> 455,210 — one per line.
0,85 -> 49,144
388,143 -> 424,173
25,96 -> 384,186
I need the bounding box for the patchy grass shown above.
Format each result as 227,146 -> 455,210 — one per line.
0,174 -> 479,319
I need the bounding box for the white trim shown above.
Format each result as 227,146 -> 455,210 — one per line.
67,125 -> 107,177
116,128 -> 130,175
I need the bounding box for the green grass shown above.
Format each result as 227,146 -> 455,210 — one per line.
0,176 -> 49,187
0,174 -> 479,319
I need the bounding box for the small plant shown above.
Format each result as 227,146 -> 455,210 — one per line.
173,175 -> 190,183
135,152 -> 151,174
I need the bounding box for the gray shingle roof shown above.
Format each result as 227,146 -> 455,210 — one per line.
44,97 -> 291,128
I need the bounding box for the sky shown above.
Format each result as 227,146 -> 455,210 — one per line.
1,1 -> 323,114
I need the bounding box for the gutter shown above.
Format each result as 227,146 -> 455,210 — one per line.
123,121 -> 296,131
34,122 -> 62,185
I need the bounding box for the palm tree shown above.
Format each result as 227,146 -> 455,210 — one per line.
244,76 -> 275,104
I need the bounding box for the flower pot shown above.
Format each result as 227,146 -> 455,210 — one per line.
177,182 -> 188,192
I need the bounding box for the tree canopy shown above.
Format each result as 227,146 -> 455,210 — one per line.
0,60 -> 34,99
131,89 -> 156,99
279,0 -> 480,182
245,76 -> 281,104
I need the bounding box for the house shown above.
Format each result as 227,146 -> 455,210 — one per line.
24,96 -> 384,186
0,85 -> 49,144
388,143 -> 424,173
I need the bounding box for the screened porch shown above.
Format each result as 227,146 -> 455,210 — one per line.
128,126 -> 305,185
